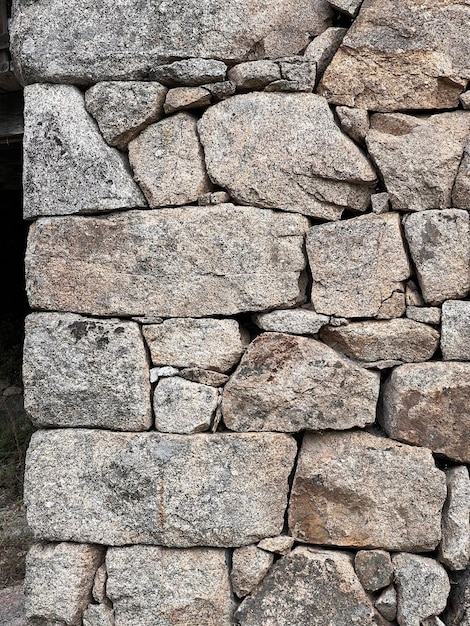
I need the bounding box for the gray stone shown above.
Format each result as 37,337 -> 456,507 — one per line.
82,604 -> 115,626
289,430 -> 446,552
198,190 -> 231,205
375,586 -> 397,622
318,0 -> 469,111
150,59 -> 227,86
382,362 -> 470,463
228,60 -> 281,89
153,377 -> 218,434
444,565 -> 470,626
163,86 -> 211,114
304,27 -> 347,80
179,368 -> 229,387
320,319 -> 439,363
406,306 -> 441,325
128,112 -> 212,207
422,619 -> 446,626
23,313 -> 152,431
203,81 -> 236,100
252,308 -> 329,335
393,553 -> 450,626
404,210 -> 470,305
23,84 -> 145,219
26,205 -> 309,317
366,112 -> 470,212
155,366 -> 179,378
265,57 -> 316,92
442,300 -> 470,360
231,545 -> 274,597
142,318 -> 248,372
257,536 -> 294,556
84,81 -> 167,150
439,466 -> 470,571
92,564 -> 107,604
354,550 -> 393,592
328,0 -> 363,16
24,429 -> 296,547
371,192 -> 390,214
236,547 -> 386,626
0,586 -> 26,626
106,546 -> 232,626
222,332 -> 379,432
308,213 -> 410,318
453,138 -> 470,209
198,93 -> 376,220
336,106 -> 369,144
24,543 -> 104,626
461,91 -> 470,109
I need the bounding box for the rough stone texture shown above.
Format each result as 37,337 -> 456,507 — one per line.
406,306 -> 441,325
307,213 -> 410,318
404,210 -> 470,305
318,0 -> 470,111
82,604 -> 115,626
142,318 -> 248,372
461,91 -> 470,109
304,27 -> 347,80
198,93 -> 376,220
252,308 -> 329,335
92,564 -> 107,604
198,190 -> 231,205
257,536 -> 294,556
231,545 -> 274,597
24,543 -> 104,626
180,368 -> 229,387
23,84 -> 145,219
23,313 -> 152,431
336,106 -> 369,144
0,586 -> 26,626
439,466 -> 470,571
393,553 -> 450,626
320,319 -> 439,363
442,300 -> 470,360
228,61 -> 281,89
289,430 -> 446,552
366,112 -> 470,212
328,0 -> 363,16
11,0 -> 334,84
382,362 -> 470,463
265,57 -> 316,92
203,81 -> 236,100
24,429 -> 296,547
128,113 -> 212,207
106,546 -> 232,626
163,86 -> 212,114
153,377 -> 219,434
375,586 -> 397,622
445,566 -> 470,626
84,81 -> 167,150
222,333 -> 379,432
236,546 -> 385,626
150,59 -> 227,86
453,138 -> 470,209
405,280 -> 424,307
371,192 -> 390,214
354,550 -> 393,592
26,205 -> 308,317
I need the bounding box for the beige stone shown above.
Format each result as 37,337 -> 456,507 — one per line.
227,60 -> 281,89
442,300 -> 470,360
252,308 -> 329,336
82,604 -> 114,626
231,545 -> 274,597
198,190 -> 231,205
375,586 -> 397,622
461,91 -> 470,109
336,106 -> 369,144
179,368 -> 229,387
91,564 -> 107,604
163,86 -> 211,114
406,306 -> 441,325
438,466 -> 470,571
265,57 -> 316,92
328,0 -> 363,16
257,536 -> 294,556
304,27 -> 347,80
453,138 -> 470,209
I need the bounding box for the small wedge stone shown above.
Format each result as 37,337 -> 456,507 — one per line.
163,86 -> 211,114
375,586 -> 397,622
231,545 -> 274,597
354,550 -> 393,592
150,59 -> 227,86
371,192 -> 390,214
83,604 -> 115,626
442,300 -> 470,361
406,306 -> 441,325
179,368 -> 229,387
257,536 -> 294,556
252,308 -> 329,335
336,106 -> 369,144
305,27 -> 347,79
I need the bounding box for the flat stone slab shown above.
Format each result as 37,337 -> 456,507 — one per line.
222,333 -> 379,432
439,466 -> 470,571
288,430 -> 446,552
24,430 -> 296,547
25,205 -> 308,317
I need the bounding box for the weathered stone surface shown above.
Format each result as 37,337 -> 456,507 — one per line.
24,429 -> 296,546
265,57 -> 316,92
24,543 -> 104,626
354,550 -> 393,592
198,93 -> 376,220
82,604 -> 115,626
366,112 -> 470,212
439,466 -> 470,571
406,306 -> 441,325
23,84 -> 145,219
304,27 -> 347,79
375,586 -> 397,622
150,59 -> 227,86
252,308 -> 329,335
128,113 -> 211,207
405,280 -> 424,307
257,536 -> 294,556
91,564 -> 107,604
163,86 -> 211,114
231,545 -> 274,597
422,618 -> 446,626
153,377 -> 218,434
198,190 -> 231,205
84,81 -> 167,150
336,106 -> 369,144
393,553 -> 450,626
461,91 -> 470,109
404,210 -> 470,305
442,300 -> 470,360
307,213 -> 410,318
236,547 -> 385,626
318,0 -> 470,111
203,81 -> 236,100
23,313 -> 152,431
0,586 -> 26,626
445,566 -> 470,626
107,546 -> 232,626
11,0 -> 333,84
142,318 -> 248,372
289,430 -> 446,552
371,192 -> 390,214
382,362 -> 470,463
453,138 -> 470,209
320,319 -> 439,363
222,333 -> 379,432
180,368 -> 229,387
228,60 -> 281,89
26,205 -> 308,317
328,0 -> 363,16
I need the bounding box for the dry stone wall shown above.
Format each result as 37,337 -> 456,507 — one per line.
11,0 -> 470,624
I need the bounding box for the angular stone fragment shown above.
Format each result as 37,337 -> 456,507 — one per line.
453,138 -> 470,209
83,604 -> 115,626
289,430 -> 446,552
328,0 -> 363,16
354,550 -> 393,592
231,545 -> 274,597
150,59 -> 227,86
320,319 -> 439,363
180,368 -> 229,387
23,313 -> 151,431
92,564 -> 107,604
26,205 -> 308,317
23,84 -> 145,219
163,86 -> 211,114
318,0 -> 470,111
442,301 -> 470,361
308,213 -> 410,318
371,192 -> 390,214
203,81 -> 236,100
236,547 -> 385,626
25,429 -> 296,546
439,466 -> 470,571
84,81 -> 167,150
375,586 -> 397,622
366,112 -> 470,212
223,333 -> 379,432
382,362 -> 470,463
128,113 -> 211,207
198,190 -> 231,205
142,318 -> 248,372
336,106 -> 369,144
461,92 -> 470,109
257,536 -> 294,556
228,61 -> 281,90
265,57 -> 316,92
406,306 -> 441,326
107,546 -> 232,626
405,280 -> 424,307
198,93 -> 376,220
304,27 -> 347,80
24,543 -> 104,626
393,553 -> 450,626
252,308 -> 329,335
404,210 -> 470,305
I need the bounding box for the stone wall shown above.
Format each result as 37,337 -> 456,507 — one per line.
11,0 -> 470,624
